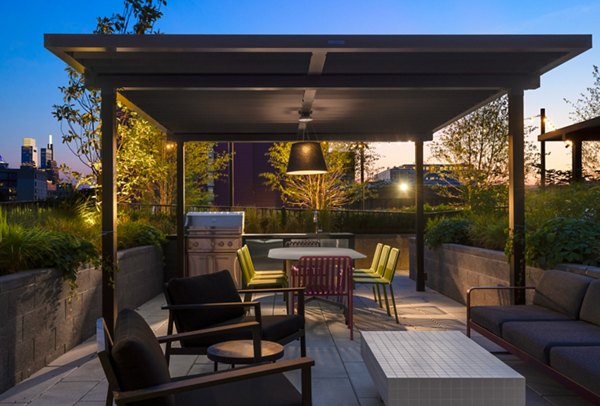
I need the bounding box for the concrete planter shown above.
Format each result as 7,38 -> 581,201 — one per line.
0,245 -> 163,394
408,239 -> 600,305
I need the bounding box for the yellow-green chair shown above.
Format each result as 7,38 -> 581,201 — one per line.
353,247 -> 400,323
353,243 -> 383,276
241,245 -> 287,280
353,244 -> 390,306
237,246 -> 287,302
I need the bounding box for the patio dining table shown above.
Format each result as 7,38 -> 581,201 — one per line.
268,247 -> 366,261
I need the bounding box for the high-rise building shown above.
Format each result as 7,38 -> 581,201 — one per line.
21,137 -> 39,167
40,135 -> 59,184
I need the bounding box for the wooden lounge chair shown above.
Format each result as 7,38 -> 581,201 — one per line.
97,308 -> 314,406
163,270 -> 306,363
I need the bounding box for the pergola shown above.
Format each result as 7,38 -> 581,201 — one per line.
539,115 -> 600,183
45,34 -> 591,331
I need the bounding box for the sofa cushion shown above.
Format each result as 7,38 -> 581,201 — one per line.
533,270 -> 592,318
580,279 -> 600,326
502,320 -> 600,363
549,346 -> 600,397
470,305 -> 571,336
112,309 -> 174,406
166,270 -> 245,331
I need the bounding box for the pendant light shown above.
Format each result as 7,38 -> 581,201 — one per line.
286,112 -> 328,175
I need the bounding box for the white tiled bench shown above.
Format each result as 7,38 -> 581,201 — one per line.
361,331 -> 525,406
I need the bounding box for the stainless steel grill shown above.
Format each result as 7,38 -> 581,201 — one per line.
185,212 -> 244,286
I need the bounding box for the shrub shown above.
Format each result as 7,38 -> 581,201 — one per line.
0,209 -> 98,288
117,221 -> 166,250
468,213 -> 507,250
425,217 -> 472,248
526,217 -> 600,269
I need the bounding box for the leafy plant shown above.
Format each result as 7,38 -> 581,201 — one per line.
526,217 -> 600,269
425,217 -> 472,248
117,221 -> 166,250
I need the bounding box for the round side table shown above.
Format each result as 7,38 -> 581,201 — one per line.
207,340 -> 284,371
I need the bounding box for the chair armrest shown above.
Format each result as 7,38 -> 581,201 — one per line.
162,302 -> 260,311
239,287 -> 305,316
113,357 -> 315,405
157,321 -> 260,344
467,286 -> 536,308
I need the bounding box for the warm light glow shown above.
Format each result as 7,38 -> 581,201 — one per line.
165,142 -> 176,150
398,182 -> 410,192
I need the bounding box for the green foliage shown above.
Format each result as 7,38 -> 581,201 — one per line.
425,217 -> 472,248
0,209 -> 98,289
526,217 -> 600,269
117,221 -> 166,250
469,213 -> 508,251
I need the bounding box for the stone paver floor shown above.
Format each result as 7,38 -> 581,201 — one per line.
0,271 -> 592,405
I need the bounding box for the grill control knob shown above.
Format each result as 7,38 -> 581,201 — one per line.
227,241 -> 233,247
218,241 -> 224,247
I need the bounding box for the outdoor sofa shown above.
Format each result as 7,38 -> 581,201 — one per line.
467,269 -> 600,403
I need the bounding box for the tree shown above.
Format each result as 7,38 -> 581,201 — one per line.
52,1 -> 229,206
429,95 -> 537,211
564,65 -> 600,178
262,142 -> 357,209
347,142 -> 381,209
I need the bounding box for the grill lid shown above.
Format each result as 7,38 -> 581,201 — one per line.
185,211 -> 245,232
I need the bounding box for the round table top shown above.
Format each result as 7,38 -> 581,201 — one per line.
268,247 -> 366,260
207,340 -> 284,365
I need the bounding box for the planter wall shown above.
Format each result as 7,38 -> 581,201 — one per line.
408,239 -> 600,305
0,245 -> 163,394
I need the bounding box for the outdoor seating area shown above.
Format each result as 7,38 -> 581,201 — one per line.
0,271 -> 594,406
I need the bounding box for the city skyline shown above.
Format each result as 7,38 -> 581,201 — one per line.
1,1 -> 599,174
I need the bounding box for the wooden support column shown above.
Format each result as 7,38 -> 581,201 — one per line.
572,140 -> 583,182
176,140 -> 186,277
101,88 -> 117,334
508,89 -> 526,305
415,139 -> 425,291
540,108 -> 546,188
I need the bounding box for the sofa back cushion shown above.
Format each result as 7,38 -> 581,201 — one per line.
580,279 -> 600,326
533,270 -> 592,319
166,270 -> 245,331
111,309 -> 174,406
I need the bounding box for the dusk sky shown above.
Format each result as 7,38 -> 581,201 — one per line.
1,0 -> 599,174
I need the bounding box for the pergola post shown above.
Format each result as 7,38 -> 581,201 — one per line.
415,139 -> 425,291
176,140 -> 186,277
100,88 -> 118,333
540,108 -> 546,188
508,88 -> 526,305
571,140 -> 583,182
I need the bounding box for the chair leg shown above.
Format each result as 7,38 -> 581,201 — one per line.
372,286 -> 377,302
105,389 -> 113,406
300,334 -> 307,357
382,284 -> 391,316
244,292 -> 253,303
388,284 -> 399,324
376,285 -> 383,307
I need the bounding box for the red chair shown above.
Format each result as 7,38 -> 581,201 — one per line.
292,256 -> 354,339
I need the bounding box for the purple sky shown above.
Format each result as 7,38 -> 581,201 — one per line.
1,0 -> 599,173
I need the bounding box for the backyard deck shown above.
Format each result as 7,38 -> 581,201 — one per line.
0,271 -> 591,406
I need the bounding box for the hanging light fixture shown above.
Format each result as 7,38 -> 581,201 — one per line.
286,111 -> 328,175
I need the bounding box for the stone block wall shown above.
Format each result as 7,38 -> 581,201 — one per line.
0,245 -> 163,394
408,239 -> 600,305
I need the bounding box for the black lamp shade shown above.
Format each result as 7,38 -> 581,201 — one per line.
286,141 -> 328,175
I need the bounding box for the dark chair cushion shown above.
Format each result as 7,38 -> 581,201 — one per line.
175,373 -> 302,406
470,304 -> 571,336
549,346 -> 600,397
533,270 -> 592,318
502,320 -> 600,363
112,309 -> 174,406
167,271 -> 245,331
180,314 -> 304,348
579,279 -> 600,326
